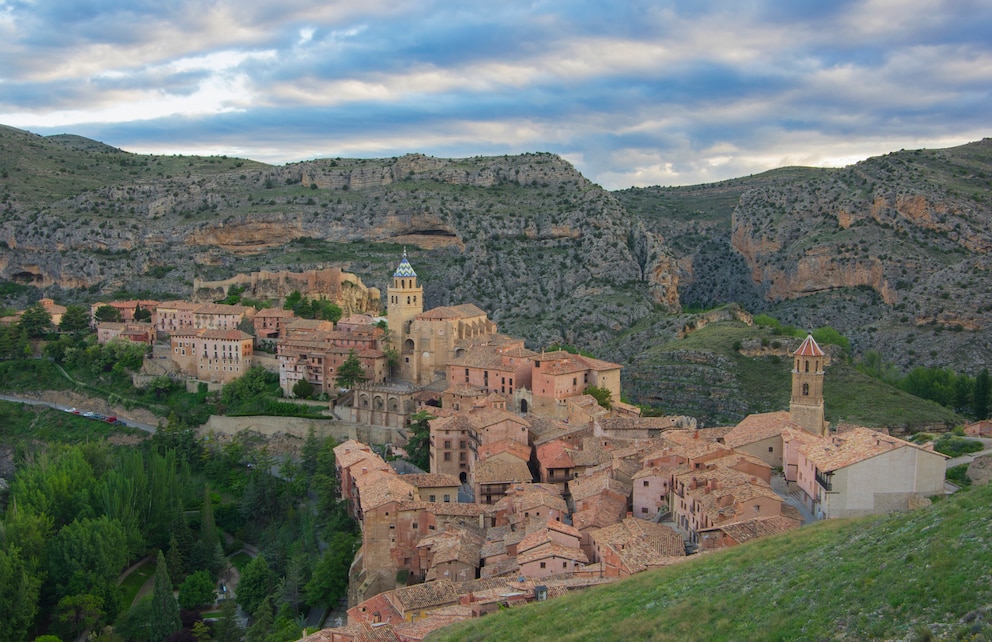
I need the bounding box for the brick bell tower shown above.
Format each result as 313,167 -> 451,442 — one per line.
387,249 -> 423,380
790,333 -> 828,436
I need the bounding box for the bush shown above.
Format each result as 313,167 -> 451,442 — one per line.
933,434 -> 984,458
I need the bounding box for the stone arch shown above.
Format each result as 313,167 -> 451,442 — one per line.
360,394 -> 370,408
404,338 -> 415,353
374,395 -> 384,410
520,399 -> 529,414
388,397 -> 399,412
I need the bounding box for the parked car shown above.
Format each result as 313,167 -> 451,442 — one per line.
64,407 -> 79,414
104,416 -> 117,423
82,411 -> 96,418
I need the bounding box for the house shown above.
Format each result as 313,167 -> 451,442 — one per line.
589,517 -> 686,576
964,420 -> 992,438
169,328 -> 253,384
723,411 -> 793,468
530,350 -> 622,418
698,514 -> 801,551
429,407 -> 530,483
516,522 -> 588,579
784,425 -> 947,519
154,300 -> 200,335
401,473 -> 461,504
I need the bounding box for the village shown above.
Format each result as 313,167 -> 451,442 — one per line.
20,253 -> 952,642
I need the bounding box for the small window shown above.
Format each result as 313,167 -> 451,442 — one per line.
643,480 -> 649,487
443,495 -> 451,502
641,507 -> 648,514
768,446 -> 774,453
429,495 -> 436,502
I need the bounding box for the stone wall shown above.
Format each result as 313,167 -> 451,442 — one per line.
200,415 -> 405,445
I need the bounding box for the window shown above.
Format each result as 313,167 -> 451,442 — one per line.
540,562 -> 546,569
641,507 -> 648,514
429,495 -> 436,502
459,452 -> 466,461
563,562 -> 567,568
444,452 -> 451,461
643,480 -> 649,487
768,446 -> 774,453
802,383 -> 810,396
443,494 -> 451,502
444,440 -> 452,449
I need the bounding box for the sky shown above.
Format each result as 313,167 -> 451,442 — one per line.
0,1 -> 989,190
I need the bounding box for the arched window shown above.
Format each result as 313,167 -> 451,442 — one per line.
407,296 -> 411,305
802,383 -> 809,396
805,360 -> 810,373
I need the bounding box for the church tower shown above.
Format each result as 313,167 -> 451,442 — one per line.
790,334 -> 828,436
387,249 -> 423,348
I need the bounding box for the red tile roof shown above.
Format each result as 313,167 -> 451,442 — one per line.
794,334 -> 825,357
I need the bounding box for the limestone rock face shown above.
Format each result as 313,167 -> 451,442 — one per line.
967,454 -> 992,486
192,268 -> 381,315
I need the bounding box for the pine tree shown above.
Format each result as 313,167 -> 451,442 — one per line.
149,550 -> 181,642
975,368 -> 991,420
212,599 -> 243,642
334,350 -> 367,389
165,535 -> 186,586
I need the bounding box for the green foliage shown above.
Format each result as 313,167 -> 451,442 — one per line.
292,378 -> 314,399
55,593 -> 104,641
212,599 -> 243,642
0,545 -> 42,642
93,305 -> 122,323
18,303 -> 52,339
282,290 -> 342,322
178,569 -> 216,610
46,516 -> 127,620
753,314 -> 780,328
150,550 -> 182,641
334,350 -> 367,389
304,532 -> 358,607
811,326 -> 850,352
932,433 -> 984,458
236,555 -> 276,617
945,464 -> 971,487
405,410 -> 434,471
221,366 -> 277,406
975,369 -> 991,420
583,385 -> 612,410
58,304 -> 91,333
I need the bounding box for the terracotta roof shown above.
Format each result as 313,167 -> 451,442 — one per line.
517,540 -> 589,566
198,329 -> 254,341
334,440 -> 382,470
537,440 -> 575,469
724,411 -> 792,448
796,425 -> 946,472
254,308 -> 296,318
571,492 -> 628,531
194,302 -> 253,315
701,515 -> 801,544
389,578 -> 460,611
598,416 -> 691,433
401,473 -> 461,489
474,458 -> 534,484
477,439 -> 532,463
357,469 -> 418,512
794,334 -> 825,357
568,469 -> 632,504
592,518 -> 686,572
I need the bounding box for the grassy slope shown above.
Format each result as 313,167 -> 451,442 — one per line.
626,319 -> 963,428
432,484 -> 992,641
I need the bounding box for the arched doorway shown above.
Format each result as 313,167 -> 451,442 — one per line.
520,399 -> 528,414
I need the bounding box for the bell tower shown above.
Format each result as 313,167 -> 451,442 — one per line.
790,334 -> 828,436
387,249 -> 423,349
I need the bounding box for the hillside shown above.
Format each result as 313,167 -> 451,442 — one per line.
616,314 -> 963,429
431,483 -> 992,641
1,124 -> 990,422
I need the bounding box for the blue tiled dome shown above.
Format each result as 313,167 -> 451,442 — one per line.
393,251 -> 417,278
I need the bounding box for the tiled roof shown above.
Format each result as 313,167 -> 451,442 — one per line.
571,493 -> 628,531
393,253 -> 418,278
357,469 -> 418,512
598,416 -> 690,433
477,439 -> 532,463
193,303 -> 253,315
592,518 -> 686,572
198,329 -> 254,341
254,308 -> 296,318
794,334 -> 825,357
517,541 -> 589,566
568,469 -> 631,503
334,440 -> 381,469
401,473 -> 461,489
703,515 -> 801,544
474,458 -> 534,484
797,425 -> 945,472
724,411 -> 792,448
390,578 -> 459,611
661,431 -> 733,460
537,440 -> 575,469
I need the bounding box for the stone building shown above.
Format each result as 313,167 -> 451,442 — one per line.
169,328 -> 254,384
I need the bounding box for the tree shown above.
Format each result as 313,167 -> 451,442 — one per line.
305,532 -> 358,607
975,369 -> 991,420
211,598 -> 243,642
133,303 -> 151,322
59,304 -> 91,333
236,554 -> 276,617
334,350 -> 367,389
0,546 -> 41,642
178,569 -> 216,610
56,593 -> 104,640
406,410 -> 434,471
584,385 -> 613,410
150,375 -> 175,401
166,535 -> 186,586
18,303 -> 51,338
245,595 -> 274,642
93,305 -> 123,323
149,550 -> 181,642
46,516 -> 127,617
301,425 -> 321,481
292,377 -> 315,399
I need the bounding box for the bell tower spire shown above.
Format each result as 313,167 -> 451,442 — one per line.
790,334 -> 828,436
387,249 -> 423,347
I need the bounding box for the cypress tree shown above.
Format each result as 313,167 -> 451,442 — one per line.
149,550 -> 181,642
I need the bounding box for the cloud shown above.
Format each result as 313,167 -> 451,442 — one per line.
0,0 -> 988,188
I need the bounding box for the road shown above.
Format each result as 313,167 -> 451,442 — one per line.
0,393 -> 158,434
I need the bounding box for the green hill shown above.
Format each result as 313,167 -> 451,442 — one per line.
432,484 -> 992,641
619,315 -> 963,429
